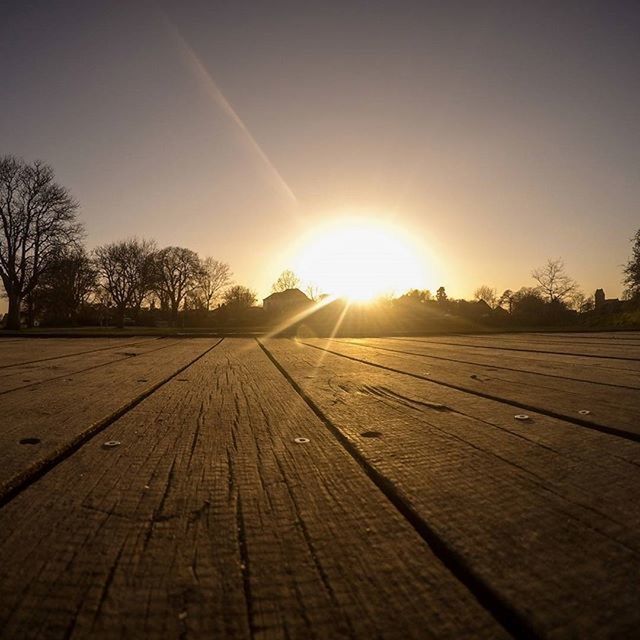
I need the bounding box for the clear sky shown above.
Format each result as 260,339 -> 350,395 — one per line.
2,0 -> 639,310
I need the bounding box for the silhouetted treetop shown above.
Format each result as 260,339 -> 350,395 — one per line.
400,289 -> 433,303
272,269 -> 300,293
0,155 -> 82,329
223,285 -> 256,309
93,238 -> 156,328
473,285 -> 497,308
532,258 -> 578,303
623,229 -> 640,299
35,246 -> 97,324
498,289 -> 514,312
153,246 -> 203,325
195,258 -> 233,311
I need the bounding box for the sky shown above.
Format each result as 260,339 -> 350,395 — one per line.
2,0 -> 639,310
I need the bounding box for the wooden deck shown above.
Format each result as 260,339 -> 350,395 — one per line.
0,333 -> 639,639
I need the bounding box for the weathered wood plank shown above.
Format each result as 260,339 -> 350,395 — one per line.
365,337 -> 640,389
0,338 -> 504,639
440,332 -> 640,346
543,331 -> 640,339
0,339 -> 185,395
0,339 -> 218,502
405,335 -> 640,359
0,337 -> 158,368
394,337 -> 640,378
262,337 -> 640,637
307,338 -> 640,438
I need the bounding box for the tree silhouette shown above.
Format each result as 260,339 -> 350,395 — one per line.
436,286 -> 447,303
272,269 -> 300,293
195,257 -> 233,311
223,285 -> 256,309
400,289 -> 433,303
0,156 -> 82,329
510,287 -> 547,320
498,289 -> 514,313
305,283 -> 321,301
153,246 -> 203,326
623,229 -> 640,299
532,258 -> 578,303
36,247 -> 97,324
94,238 -> 156,328
473,285 -> 497,308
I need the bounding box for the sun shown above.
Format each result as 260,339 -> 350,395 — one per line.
293,218 -> 427,302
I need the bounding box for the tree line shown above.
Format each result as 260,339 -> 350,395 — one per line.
2,155 -> 640,330
0,155 -> 252,329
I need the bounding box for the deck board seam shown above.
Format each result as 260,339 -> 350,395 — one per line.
0,337 -> 161,370
344,340 -> 640,390
395,337 -> 640,361
302,341 -> 640,444
0,339 -> 185,396
0,338 -> 224,509
258,338 -> 536,640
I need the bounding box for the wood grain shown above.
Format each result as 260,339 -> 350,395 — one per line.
305,338 -> 640,438
0,339 -> 218,502
262,337 -> 640,637
403,335 -> 640,360
0,339 -> 185,394
373,337 -> 640,388
0,337 -> 158,368
0,339 -> 504,639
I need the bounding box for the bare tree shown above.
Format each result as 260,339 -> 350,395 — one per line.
532,258 -> 578,303
153,246 -> 203,326
36,246 -> 97,324
305,283 -> 322,301
223,285 -> 256,309
568,291 -> 592,312
271,269 -> 300,293
473,285 -> 498,308
195,257 -> 233,310
94,238 -> 156,328
0,156 -> 82,329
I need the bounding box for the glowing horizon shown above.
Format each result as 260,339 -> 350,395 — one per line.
291,218 -> 430,303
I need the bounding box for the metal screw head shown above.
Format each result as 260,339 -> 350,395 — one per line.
514,414 -> 530,421
294,437 -> 310,444
578,409 -> 591,415
102,440 -> 121,449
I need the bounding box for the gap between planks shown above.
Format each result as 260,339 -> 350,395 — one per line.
261,338 -> 640,636
0,338 -> 505,639
0,339 -> 223,508
300,339 -> 640,444
257,338 -> 537,640
0,337 -> 161,369
0,339 -> 188,396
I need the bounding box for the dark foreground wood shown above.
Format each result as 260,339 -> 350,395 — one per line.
0,333 -> 638,638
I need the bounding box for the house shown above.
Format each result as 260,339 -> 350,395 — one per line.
263,288 -> 312,314
594,288 -> 623,313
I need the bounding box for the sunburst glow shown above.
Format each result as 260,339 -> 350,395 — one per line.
294,218 -> 427,302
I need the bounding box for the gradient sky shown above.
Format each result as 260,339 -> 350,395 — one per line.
2,0 -> 639,311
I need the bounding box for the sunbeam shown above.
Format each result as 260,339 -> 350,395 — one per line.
161,14 -> 298,206
258,294 -> 338,343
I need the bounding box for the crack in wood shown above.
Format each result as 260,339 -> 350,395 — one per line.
301,341 -> 640,444
258,338 -> 539,640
